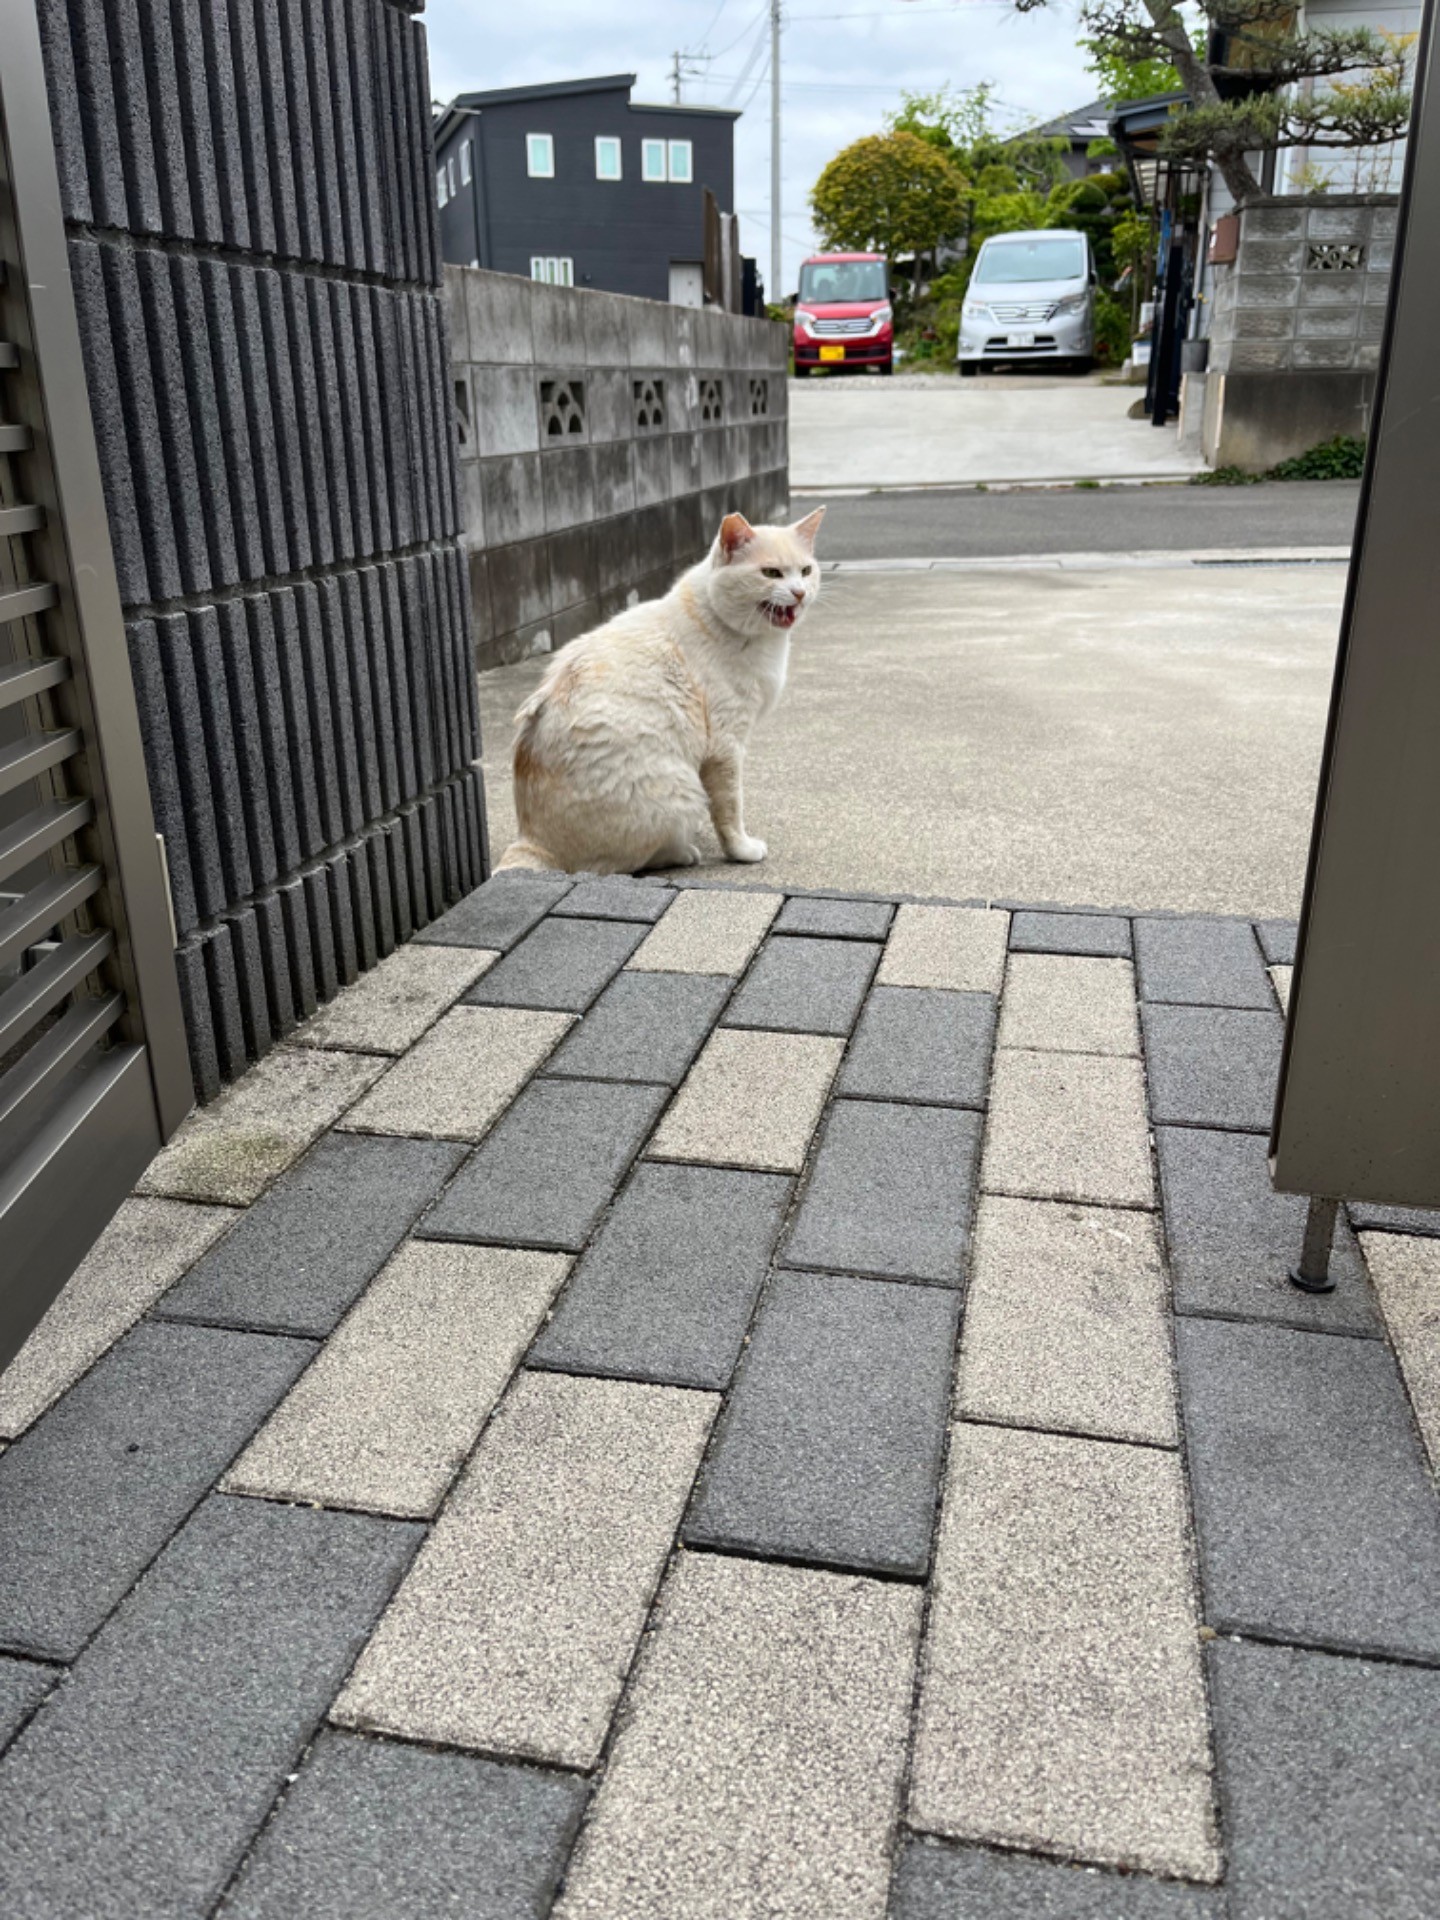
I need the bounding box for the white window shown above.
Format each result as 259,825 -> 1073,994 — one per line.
668,140 -> 693,184
529,256 -> 574,286
436,165 -> 448,208
447,157 -> 456,194
641,138 -> 667,183
527,132 -> 555,178
459,139 -> 472,185
595,135 -> 622,181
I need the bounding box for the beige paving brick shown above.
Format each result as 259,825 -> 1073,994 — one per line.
1270,964 -> 1292,1013
335,1006 -> 571,1141
137,1047 -> 387,1204
997,955 -> 1140,1057
222,1243 -> 568,1517
876,905 -> 1009,993
626,888 -> 782,975
291,944 -> 496,1054
0,1199 -> 235,1438
1360,1232 -> 1440,1473
648,1028 -> 844,1173
555,1553 -> 920,1920
957,1197 -> 1177,1446
911,1424 -> 1218,1881
332,1373 -> 716,1768
982,1049 -> 1155,1209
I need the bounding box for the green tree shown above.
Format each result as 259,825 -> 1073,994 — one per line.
808,129 -> 968,286
889,84 -> 1069,191
1015,0 -> 1412,202
1081,35 -> 1188,105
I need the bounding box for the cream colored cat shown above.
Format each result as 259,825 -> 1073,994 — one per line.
496,508 -> 824,874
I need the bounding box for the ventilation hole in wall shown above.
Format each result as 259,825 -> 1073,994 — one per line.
749,377 -> 768,418
453,376 -> 472,448
540,378 -> 586,437
699,377 -> 724,423
1307,242 -> 1364,271
633,377 -> 666,431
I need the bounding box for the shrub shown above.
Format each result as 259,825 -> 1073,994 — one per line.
1268,434 -> 1367,480
1092,289 -> 1131,365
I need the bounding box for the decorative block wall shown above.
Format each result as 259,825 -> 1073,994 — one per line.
1206,195 -> 1397,375
36,0 -> 484,1100
446,268 -> 791,671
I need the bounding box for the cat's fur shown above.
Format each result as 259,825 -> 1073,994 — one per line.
496,509 -> 824,875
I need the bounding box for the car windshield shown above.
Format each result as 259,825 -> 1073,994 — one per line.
973,238 -> 1086,285
798,260 -> 887,304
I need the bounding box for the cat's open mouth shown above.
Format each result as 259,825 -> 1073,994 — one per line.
761,602 -> 799,629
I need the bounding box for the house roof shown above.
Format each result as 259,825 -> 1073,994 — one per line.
433,74 -> 741,145
1030,98 -> 1114,145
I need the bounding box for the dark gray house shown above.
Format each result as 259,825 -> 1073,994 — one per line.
1029,99 -> 1118,179
433,75 -> 739,305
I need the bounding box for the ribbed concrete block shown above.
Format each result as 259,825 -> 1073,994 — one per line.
36,0 -> 92,223
135,249 -> 211,594
333,1372 -> 717,1767
68,242 -> 147,605
101,242 -> 182,600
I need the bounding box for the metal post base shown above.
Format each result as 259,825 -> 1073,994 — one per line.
1290,1195 -> 1340,1293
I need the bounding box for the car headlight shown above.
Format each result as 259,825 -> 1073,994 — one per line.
869,304 -> 893,330
962,303 -> 989,321
794,308 -> 817,333
1053,292 -> 1089,317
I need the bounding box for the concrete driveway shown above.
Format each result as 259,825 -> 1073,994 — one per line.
479,560 -> 1343,919
789,372 -> 1203,489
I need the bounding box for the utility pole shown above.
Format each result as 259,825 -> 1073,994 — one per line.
671,51 -> 682,103
770,0 -> 782,302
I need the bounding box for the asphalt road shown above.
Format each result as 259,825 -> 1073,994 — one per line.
790,480 -> 1360,560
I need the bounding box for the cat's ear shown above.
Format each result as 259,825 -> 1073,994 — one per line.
790,506 -> 826,551
716,513 -> 756,563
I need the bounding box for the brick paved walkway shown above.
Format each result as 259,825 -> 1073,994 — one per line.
1,874 -> 1439,1918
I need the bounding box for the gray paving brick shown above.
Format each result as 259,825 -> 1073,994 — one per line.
1208,1639 -> 1440,1920
650,1028 -> 842,1173
983,1050 -> 1155,1208
0,1321 -> 312,1663
836,986 -> 995,1108
337,1007 -> 570,1143
1360,1232 -> 1440,1473
1176,1317 -> 1440,1659
958,1197 -> 1177,1446
0,1660 -> 57,1755
1255,918 -> 1298,966
1347,1198 -> 1440,1238
465,916 -> 648,1013
0,1199 -> 237,1441
158,1133 -> 466,1337
417,874 -> 573,950
531,1164 -> 791,1389
421,1078 -> 668,1252
1141,1005 -> 1284,1133
553,1554 -> 920,1920
1008,910 -> 1133,959
782,1100 -> 982,1285
294,943 -> 495,1054
223,1243 -> 567,1517
892,1837 -> 1224,1919
773,895 -> 895,940
334,1373 -> 715,1769
545,971 -> 731,1087
1134,918 -> 1272,1008
878,904 -> 1009,992
627,887 -> 782,974
1268,963 -> 1291,1012
552,877 -> 675,922
223,1728 -> 586,1920
721,935 -> 880,1036
1157,1127 -> 1377,1335
911,1425 -> 1219,1882
0,1496 -> 420,1920
998,954 -> 1140,1055
138,1046 -> 385,1205
685,1271 -> 957,1576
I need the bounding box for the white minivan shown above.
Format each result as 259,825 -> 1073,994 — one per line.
957,228 -> 1095,374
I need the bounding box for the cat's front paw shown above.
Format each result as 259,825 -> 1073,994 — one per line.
726,834 -> 768,864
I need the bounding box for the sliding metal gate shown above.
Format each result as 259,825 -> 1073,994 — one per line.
0,0 -> 192,1372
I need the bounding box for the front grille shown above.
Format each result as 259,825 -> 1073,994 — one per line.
812,317 -> 871,336
988,301 -> 1060,323
983,336 -> 1057,353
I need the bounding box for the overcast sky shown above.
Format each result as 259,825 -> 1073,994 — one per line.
425,0 -> 1094,296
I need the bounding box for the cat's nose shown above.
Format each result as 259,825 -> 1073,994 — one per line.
792,587 -> 806,603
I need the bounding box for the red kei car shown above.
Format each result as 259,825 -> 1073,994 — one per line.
792,252 -> 893,376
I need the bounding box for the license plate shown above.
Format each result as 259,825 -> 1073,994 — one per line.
1007,331 -> 1035,348
819,344 -> 845,362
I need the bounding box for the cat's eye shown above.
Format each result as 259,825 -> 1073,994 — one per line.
801,565 -> 813,576
761,566 -> 783,579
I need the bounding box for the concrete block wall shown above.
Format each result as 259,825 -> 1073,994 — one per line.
37,0 -> 484,1100
446,269 -> 791,670
1206,195 -> 1397,375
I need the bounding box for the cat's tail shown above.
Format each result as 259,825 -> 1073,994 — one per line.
495,837 -> 561,872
